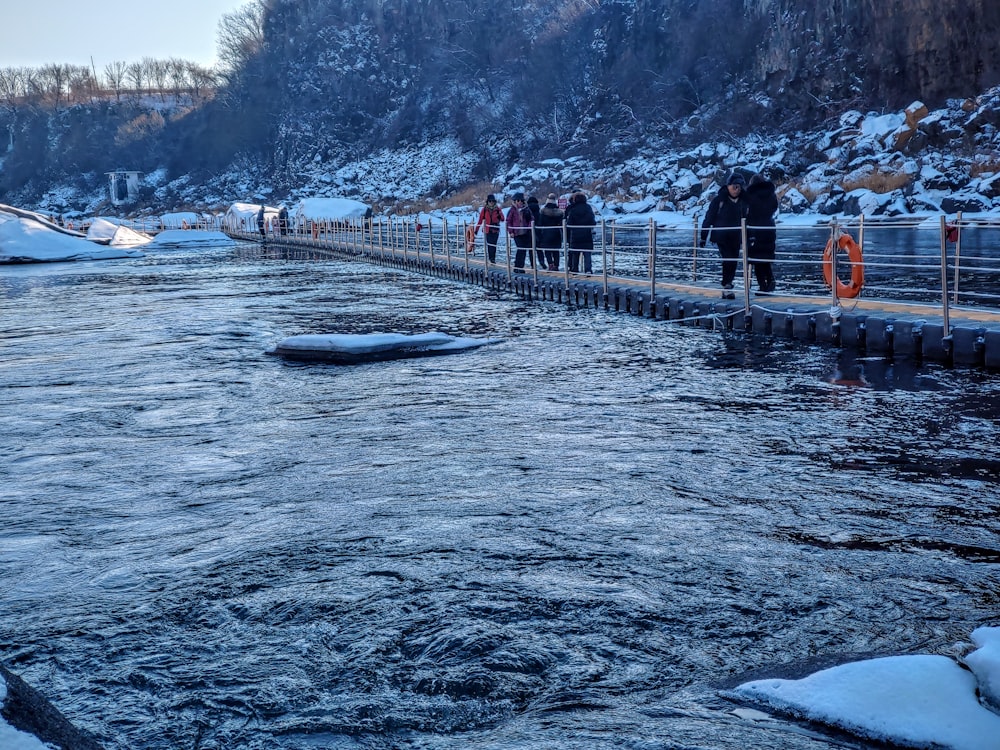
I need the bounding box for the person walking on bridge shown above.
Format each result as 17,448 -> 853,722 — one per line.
506,193 -> 534,270
745,173 -> 778,294
257,205 -> 267,243
536,193 -> 565,271
474,195 -> 504,264
564,192 -> 596,273
700,173 -> 749,299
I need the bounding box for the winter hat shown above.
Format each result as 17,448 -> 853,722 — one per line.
512,192 -> 525,201
546,193 -> 557,202
527,195 -> 539,205
486,194 -> 497,203
727,173 -> 746,187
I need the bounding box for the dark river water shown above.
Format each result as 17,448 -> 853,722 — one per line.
2,243 -> 999,750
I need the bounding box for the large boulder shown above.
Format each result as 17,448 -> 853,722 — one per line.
940,191 -> 992,214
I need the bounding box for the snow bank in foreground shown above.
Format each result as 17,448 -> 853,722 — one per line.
968,626 -> 1000,711
0,675 -> 49,750
0,211 -> 144,262
733,630 -> 1000,750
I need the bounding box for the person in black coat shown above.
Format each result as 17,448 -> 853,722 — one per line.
700,173 -> 749,298
525,196 -> 545,269
745,174 -> 778,293
257,204 -> 266,241
564,192 -> 597,273
536,193 -> 565,271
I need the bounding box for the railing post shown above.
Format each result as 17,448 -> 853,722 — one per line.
830,220 -> 840,309
649,217 -> 657,299
692,214 -> 700,282
531,219 -> 539,285
741,218 -> 750,312
952,210 -> 963,304
442,218 -> 450,269
858,214 -> 865,272
505,232 -> 512,282
601,218 -> 608,300
939,215 -> 951,337
610,222 -> 617,275
562,220 -> 570,289
463,221 -> 470,275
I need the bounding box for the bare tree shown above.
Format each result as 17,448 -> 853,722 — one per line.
104,61 -> 128,102
216,0 -> 268,73
0,67 -> 28,113
167,58 -> 189,99
126,61 -> 146,99
38,63 -> 71,109
186,63 -> 217,100
148,58 -> 169,101
140,57 -> 161,98
68,65 -> 98,102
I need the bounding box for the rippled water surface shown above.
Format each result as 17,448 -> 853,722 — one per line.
2,244 -> 999,750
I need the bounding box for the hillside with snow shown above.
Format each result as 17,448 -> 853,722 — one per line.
2,1 -> 1000,222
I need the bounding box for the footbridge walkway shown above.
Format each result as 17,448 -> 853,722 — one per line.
225,213 -> 1000,371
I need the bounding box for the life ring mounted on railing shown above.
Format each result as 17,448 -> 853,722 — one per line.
822,232 -> 865,298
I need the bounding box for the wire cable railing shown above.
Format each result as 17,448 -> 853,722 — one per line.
223,211 -> 1000,332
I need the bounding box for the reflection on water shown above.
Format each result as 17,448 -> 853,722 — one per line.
1,245 -> 999,750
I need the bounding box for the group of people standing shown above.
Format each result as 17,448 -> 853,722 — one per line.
473,191 -> 597,272
470,170 -> 778,295
700,172 -> 777,297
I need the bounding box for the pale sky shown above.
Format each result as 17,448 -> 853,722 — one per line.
0,0 -> 249,71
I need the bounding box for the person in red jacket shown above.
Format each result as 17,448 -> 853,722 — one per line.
474,194 -> 504,263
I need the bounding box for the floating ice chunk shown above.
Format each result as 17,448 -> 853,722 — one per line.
270,332 -> 502,363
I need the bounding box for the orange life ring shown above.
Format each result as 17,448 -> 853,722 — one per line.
465,225 -> 476,254
822,233 -> 865,298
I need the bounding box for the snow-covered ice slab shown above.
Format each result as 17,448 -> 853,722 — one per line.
150,229 -> 236,248
269,332 -> 501,363
1,211 -> 144,263
86,218 -> 153,247
968,627 -> 1000,712
733,653 -> 1000,750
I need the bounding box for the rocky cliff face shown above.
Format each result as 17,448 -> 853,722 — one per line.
751,0 -> 1000,116
252,0 -> 1000,163
4,0 -> 1000,208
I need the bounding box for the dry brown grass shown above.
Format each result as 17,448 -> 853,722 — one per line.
840,168 -> 912,194
970,157 -> 1000,177
787,181 -> 821,202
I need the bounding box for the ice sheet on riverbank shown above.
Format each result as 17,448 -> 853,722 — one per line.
270,332 -> 502,363
0,210 -> 145,263
732,627 -> 1000,750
